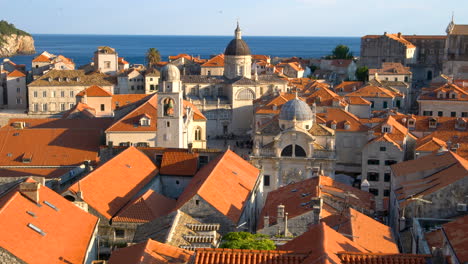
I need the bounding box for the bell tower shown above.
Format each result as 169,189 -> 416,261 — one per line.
156,64 -> 185,148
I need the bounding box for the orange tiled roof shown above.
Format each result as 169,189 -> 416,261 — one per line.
251,54 -> 270,61
280,223 -> 366,264
108,238 -> 193,264
255,93 -> 296,115
337,252 -> 431,264
416,137 -> 447,152
371,115 -> 416,144
385,33 -> 416,48
52,55 -> 74,66
346,85 -> 402,98
0,118 -> 113,173
415,130 -> 468,159
160,151 -> 199,176
258,176 -> 375,230
369,62 -> 411,75
176,150 -> 259,222
76,85 -> 112,97
118,57 -> 129,65
305,87 -> 347,107
112,94 -> 149,110
68,146 -> 158,219
424,229 -> 444,250
418,82 -> 468,101
321,208 -> 399,253
331,59 -> 352,68
113,189 -> 176,223
62,102 -> 96,119
106,95 -> 158,132
32,54 -> 51,63
183,100 -> 207,121
0,178 -> 98,264
201,54 -> 224,67
7,69 -> 26,78
318,108 -> 368,132
392,151 -> 468,205
442,215 -> 468,263
193,248 -> 307,264
346,96 -> 371,105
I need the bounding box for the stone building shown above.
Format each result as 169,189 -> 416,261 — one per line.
31,51 -> 75,77
417,82 -> 468,118
345,85 -> 405,112
94,46 -> 119,75
5,70 -> 27,109
443,19 -> 468,78
27,70 -> 116,115
116,68 -> 146,94
181,23 -> 288,136
75,85 -> 114,117
250,96 -> 336,194
200,54 -> 225,76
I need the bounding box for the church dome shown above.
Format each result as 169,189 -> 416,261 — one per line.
224,39 -> 251,56
279,98 -> 314,121
161,64 -> 180,82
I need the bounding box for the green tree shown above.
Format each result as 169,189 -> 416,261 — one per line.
355,66 -> 369,82
145,48 -> 161,68
325,44 -> 354,60
220,232 -> 276,250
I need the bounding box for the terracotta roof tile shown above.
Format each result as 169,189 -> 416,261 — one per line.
321,208 -> 399,253
201,54 -> 225,67
106,95 -> 157,132
337,252 -> 431,264
346,96 -> 371,105
331,59 -> 352,68
29,70 -> 117,87
31,54 -> 51,63
318,108 -> 368,132
176,150 -> 259,222
280,223 -> 366,264
112,94 -> 149,110
193,248 -> 307,264
62,102 -> 96,119
6,69 -> 26,78
415,131 -> 468,159
118,57 -> 129,65
258,176 -> 375,230
0,178 -> 98,264
160,151 -> 199,176
334,81 -> 365,93
424,229 -> 444,250
385,33 -> 416,48
369,62 -> 412,75
442,215 -> 468,263
108,238 -> 193,264
76,85 -> 112,97
418,82 -> 468,101
113,189 -> 176,223
346,85 -> 402,98
68,146 -> 158,219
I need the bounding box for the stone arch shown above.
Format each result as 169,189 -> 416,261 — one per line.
281,145 -> 293,157
295,145 -> 306,157
161,97 -> 175,116
236,88 -> 255,100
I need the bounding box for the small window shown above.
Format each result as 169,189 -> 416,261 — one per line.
369,188 -> 379,196
380,146 -> 386,151
368,172 -> 379,181
451,112 -> 456,117
70,91 -> 74,97
69,103 -> 74,109
370,101 -> 375,108
100,104 -> 105,111
438,111 -> 443,117
42,91 -> 47,97
384,189 -> 390,197
195,200 -> 200,205
60,103 -> 65,111
60,91 -> 65,97
384,173 -> 391,182
462,112 -> 468,117
166,121 -> 170,127
115,229 -> 125,238
305,125 -> 310,130
264,175 -> 270,186
16,78 -> 20,82
385,160 -> 397,166
33,91 -> 38,98
367,159 -> 380,165
16,87 -> 20,93
176,180 -> 180,184
423,111 -> 433,116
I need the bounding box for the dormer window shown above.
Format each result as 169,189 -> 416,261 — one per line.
429,118 -> 437,128
57,77 -> 62,82
382,125 -> 392,133
47,77 -> 52,82
450,92 -> 457,99
139,116 -> 151,126
437,92 -> 444,99
344,122 -> 351,130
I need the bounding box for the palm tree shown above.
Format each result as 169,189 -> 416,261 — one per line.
146,48 -> 161,68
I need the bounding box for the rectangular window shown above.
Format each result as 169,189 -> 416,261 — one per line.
100,104 -> 105,111
367,159 -> 380,165
43,91 -> 47,97
451,112 -> 456,117
396,100 -> 401,108
370,101 -> 375,108
34,104 -> 38,112
264,175 -> 270,186
60,103 -> 65,111
369,188 -> 379,196
70,91 -> 74,97
394,77 -> 398,81
383,101 -> 388,108
115,229 -> 125,238
42,104 -> 47,112
166,121 -> 170,127
385,160 -> 397,166
380,146 -> 386,151
367,172 -> 379,181
69,103 -> 74,109
61,91 -> 65,97
16,98 -> 21,104
105,61 -> 111,69
33,91 -> 38,98
423,111 -> 433,116
384,189 -> 390,197
384,173 -> 391,182
16,87 -> 20,93
462,112 -> 468,117
438,111 -> 443,117
150,84 -> 155,90
16,78 -> 20,82
404,76 -> 408,82
131,86 -> 134,90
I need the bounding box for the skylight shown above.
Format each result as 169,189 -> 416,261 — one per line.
44,201 -> 59,211
27,223 -> 46,236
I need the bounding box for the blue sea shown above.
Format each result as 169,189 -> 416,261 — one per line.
7,34 -> 361,69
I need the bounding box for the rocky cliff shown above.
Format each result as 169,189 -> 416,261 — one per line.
0,34 -> 35,58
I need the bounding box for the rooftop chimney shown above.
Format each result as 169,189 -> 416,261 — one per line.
20,182 -> 41,204
311,197 -> 323,224
277,204 -> 285,226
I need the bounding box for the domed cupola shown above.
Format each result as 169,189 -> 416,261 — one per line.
224,22 -> 252,79
161,63 -> 180,82
279,96 -> 315,131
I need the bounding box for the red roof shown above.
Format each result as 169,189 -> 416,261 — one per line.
106,95 -> 158,132
0,178 -> 98,264
68,146 -> 158,219
280,223 -> 366,264
113,189 -> 176,223
118,57 -> 129,65
7,69 -> 26,78
32,54 -> 51,63
193,248 -> 307,264
112,94 -> 149,110
176,150 -> 259,222
321,208 -> 399,253
337,252 -> 431,264
258,176 -> 375,230
108,238 -> 193,264
76,85 -> 112,97
201,54 -> 224,67
160,151 -> 199,176
442,215 -> 468,263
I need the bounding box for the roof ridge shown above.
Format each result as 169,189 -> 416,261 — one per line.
106,94 -> 157,132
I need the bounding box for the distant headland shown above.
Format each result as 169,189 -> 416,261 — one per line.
0,20 -> 35,58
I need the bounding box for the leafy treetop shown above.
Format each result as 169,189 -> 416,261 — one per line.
220,232 -> 276,250
0,20 -> 31,37
325,44 -> 354,60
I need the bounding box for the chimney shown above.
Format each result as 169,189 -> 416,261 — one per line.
20,182 -> 41,203
284,212 -> 292,237
397,32 -> 402,38
30,176 -> 45,186
361,179 -> 370,192
188,143 -> 193,153
277,204 -> 285,226
310,197 -> 322,224
108,141 -> 113,149
264,216 -> 270,228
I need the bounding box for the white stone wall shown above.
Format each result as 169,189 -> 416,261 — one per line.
201,66 -> 224,76
224,55 -> 252,79
348,104 -> 371,118
106,132 -> 156,147
145,76 -> 159,94
6,76 -> 27,109
418,100 -> 468,117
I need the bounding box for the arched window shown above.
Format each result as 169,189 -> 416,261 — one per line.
281,145 -> 293,157
194,127 -> 202,140
295,145 -> 306,157
163,98 -> 175,116
236,89 -> 255,100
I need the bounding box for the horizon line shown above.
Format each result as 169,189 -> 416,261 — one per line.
30,33 -> 365,38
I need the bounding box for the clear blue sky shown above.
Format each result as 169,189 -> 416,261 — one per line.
1,0 -> 467,36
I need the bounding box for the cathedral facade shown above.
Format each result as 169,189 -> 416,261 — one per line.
181,24 -> 288,137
